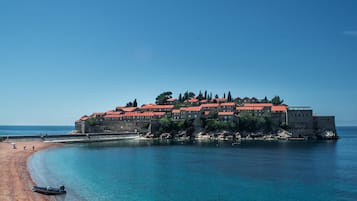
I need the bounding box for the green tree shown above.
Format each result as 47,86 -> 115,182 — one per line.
197,90 -> 204,100
133,99 -> 138,107
204,90 -> 207,99
261,96 -> 269,103
215,94 -> 219,99
126,101 -> 133,107
271,96 -> 284,105
227,91 -> 232,102
156,91 -> 172,105
178,93 -> 182,102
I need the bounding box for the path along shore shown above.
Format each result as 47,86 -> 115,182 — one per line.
0,141 -> 60,201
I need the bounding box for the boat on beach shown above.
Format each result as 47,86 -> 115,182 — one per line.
32,185 -> 66,195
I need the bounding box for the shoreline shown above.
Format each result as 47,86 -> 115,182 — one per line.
0,141 -> 61,201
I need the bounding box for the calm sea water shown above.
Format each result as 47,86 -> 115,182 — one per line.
29,127 -> 357,201
0,125 -> 74,135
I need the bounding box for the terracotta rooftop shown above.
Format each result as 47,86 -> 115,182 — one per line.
180,106 -> 202,112
272,105 -> 287,112
104,114 -> 121,118
236,106 -> 264,111
218,112 -> 234,116
122,112 -> 166,117
141,104 -> 174,109
220,102 -> 236,106
188,99 -> 199,103
244,103 -> 273,107
172,109 -> 180,113
166,98 -> 176,102
201,103 -> 219,108
116,107 -> 138,112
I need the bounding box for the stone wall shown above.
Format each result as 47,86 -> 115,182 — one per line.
287,109 -> 314,137
313,116 -> 336,133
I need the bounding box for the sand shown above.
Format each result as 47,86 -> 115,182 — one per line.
0,141 -> 60,201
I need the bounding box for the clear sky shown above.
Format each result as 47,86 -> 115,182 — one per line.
0,0 -> 356,126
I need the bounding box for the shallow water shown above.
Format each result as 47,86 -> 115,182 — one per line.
29,127 -> 357,201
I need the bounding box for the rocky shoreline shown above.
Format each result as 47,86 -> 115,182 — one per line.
141,129 -> 339,141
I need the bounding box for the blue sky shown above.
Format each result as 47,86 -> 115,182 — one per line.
0,0 -> 356,125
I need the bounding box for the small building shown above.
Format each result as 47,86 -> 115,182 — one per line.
201,103 -> 219,112
140,104 -> 174,112
180,106 -> 202,119
218,112 -> 236,121
219,102 -> 236,112
287,107 -> 314,137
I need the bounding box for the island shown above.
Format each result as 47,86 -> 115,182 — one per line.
75,91 -> 337,140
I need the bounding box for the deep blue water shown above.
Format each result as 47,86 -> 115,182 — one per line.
0,125 -> 74,135
29,127 -> 357,201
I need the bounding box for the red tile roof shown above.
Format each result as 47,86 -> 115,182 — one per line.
106,111 -> 121,115
220,102 -> 236,106
204,111 -> 210,115
141,104 -> 174,109
122,112 -> 166,117
201,103 -> 219,108
80,116 -> 89,121
218,112 -> 234,116
172,109 -> 180,113
116,107 -> 138,112
236,106 -> 264,111
213,98 -> 226,102
166,98 -> 176,102
104,114 -> 121,118
181,106 -> 202,112
272,105 -> 287,112
244,103 -> 272,107
199,99 -> 208,103
188,99 -> 199,103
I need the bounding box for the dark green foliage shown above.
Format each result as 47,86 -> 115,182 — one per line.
126,102 -> 133,107
204,90 -> 207,99
197,90 -> 204,100
215,94 -> 219,99
223,93 -> 226,99
158,117 -> 194,133
227,91 -> 232,102
178,93 -> 182,102
238,111 -> 272,132
133,99 -> 138,107
204,119 -> 238,132
156,91 -> 173,105
271,96 -> 284,105
261,96 -> 269,103
86,117 -> 97,126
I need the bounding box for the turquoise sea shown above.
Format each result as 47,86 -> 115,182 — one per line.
0,125 -> 74,136
25,126 -> 357,201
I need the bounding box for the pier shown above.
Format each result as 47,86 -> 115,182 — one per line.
1,132 -> 139,143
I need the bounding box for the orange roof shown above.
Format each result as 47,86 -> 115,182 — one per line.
201,103 -> 219,108
141,104 -> 174,109
104,114 -> 121,118
172,109 -> 180,113
181,106 -> 201,112
199,99 -> 208,103
204,111 -> 210,115
80,116 -> 89,121
188,99 -> 199,103
116,107 -> 138,112
272,105 -> 287,112
122,112 -> 166,117
244,103 -> 272,107
218,112 -> 234,116
106,111 -> 121,115
213,98 -> 226,102
220,102 -> 235,106
166,98 -> 176,102
236,106 -> 264,111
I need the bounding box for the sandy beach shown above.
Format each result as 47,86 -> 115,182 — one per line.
0,141 -> 60,201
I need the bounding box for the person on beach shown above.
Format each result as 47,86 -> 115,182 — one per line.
23,146 -> 26,150
32,145 -> 35,151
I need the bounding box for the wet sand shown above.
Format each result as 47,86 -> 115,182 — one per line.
0,141 -> 60,201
